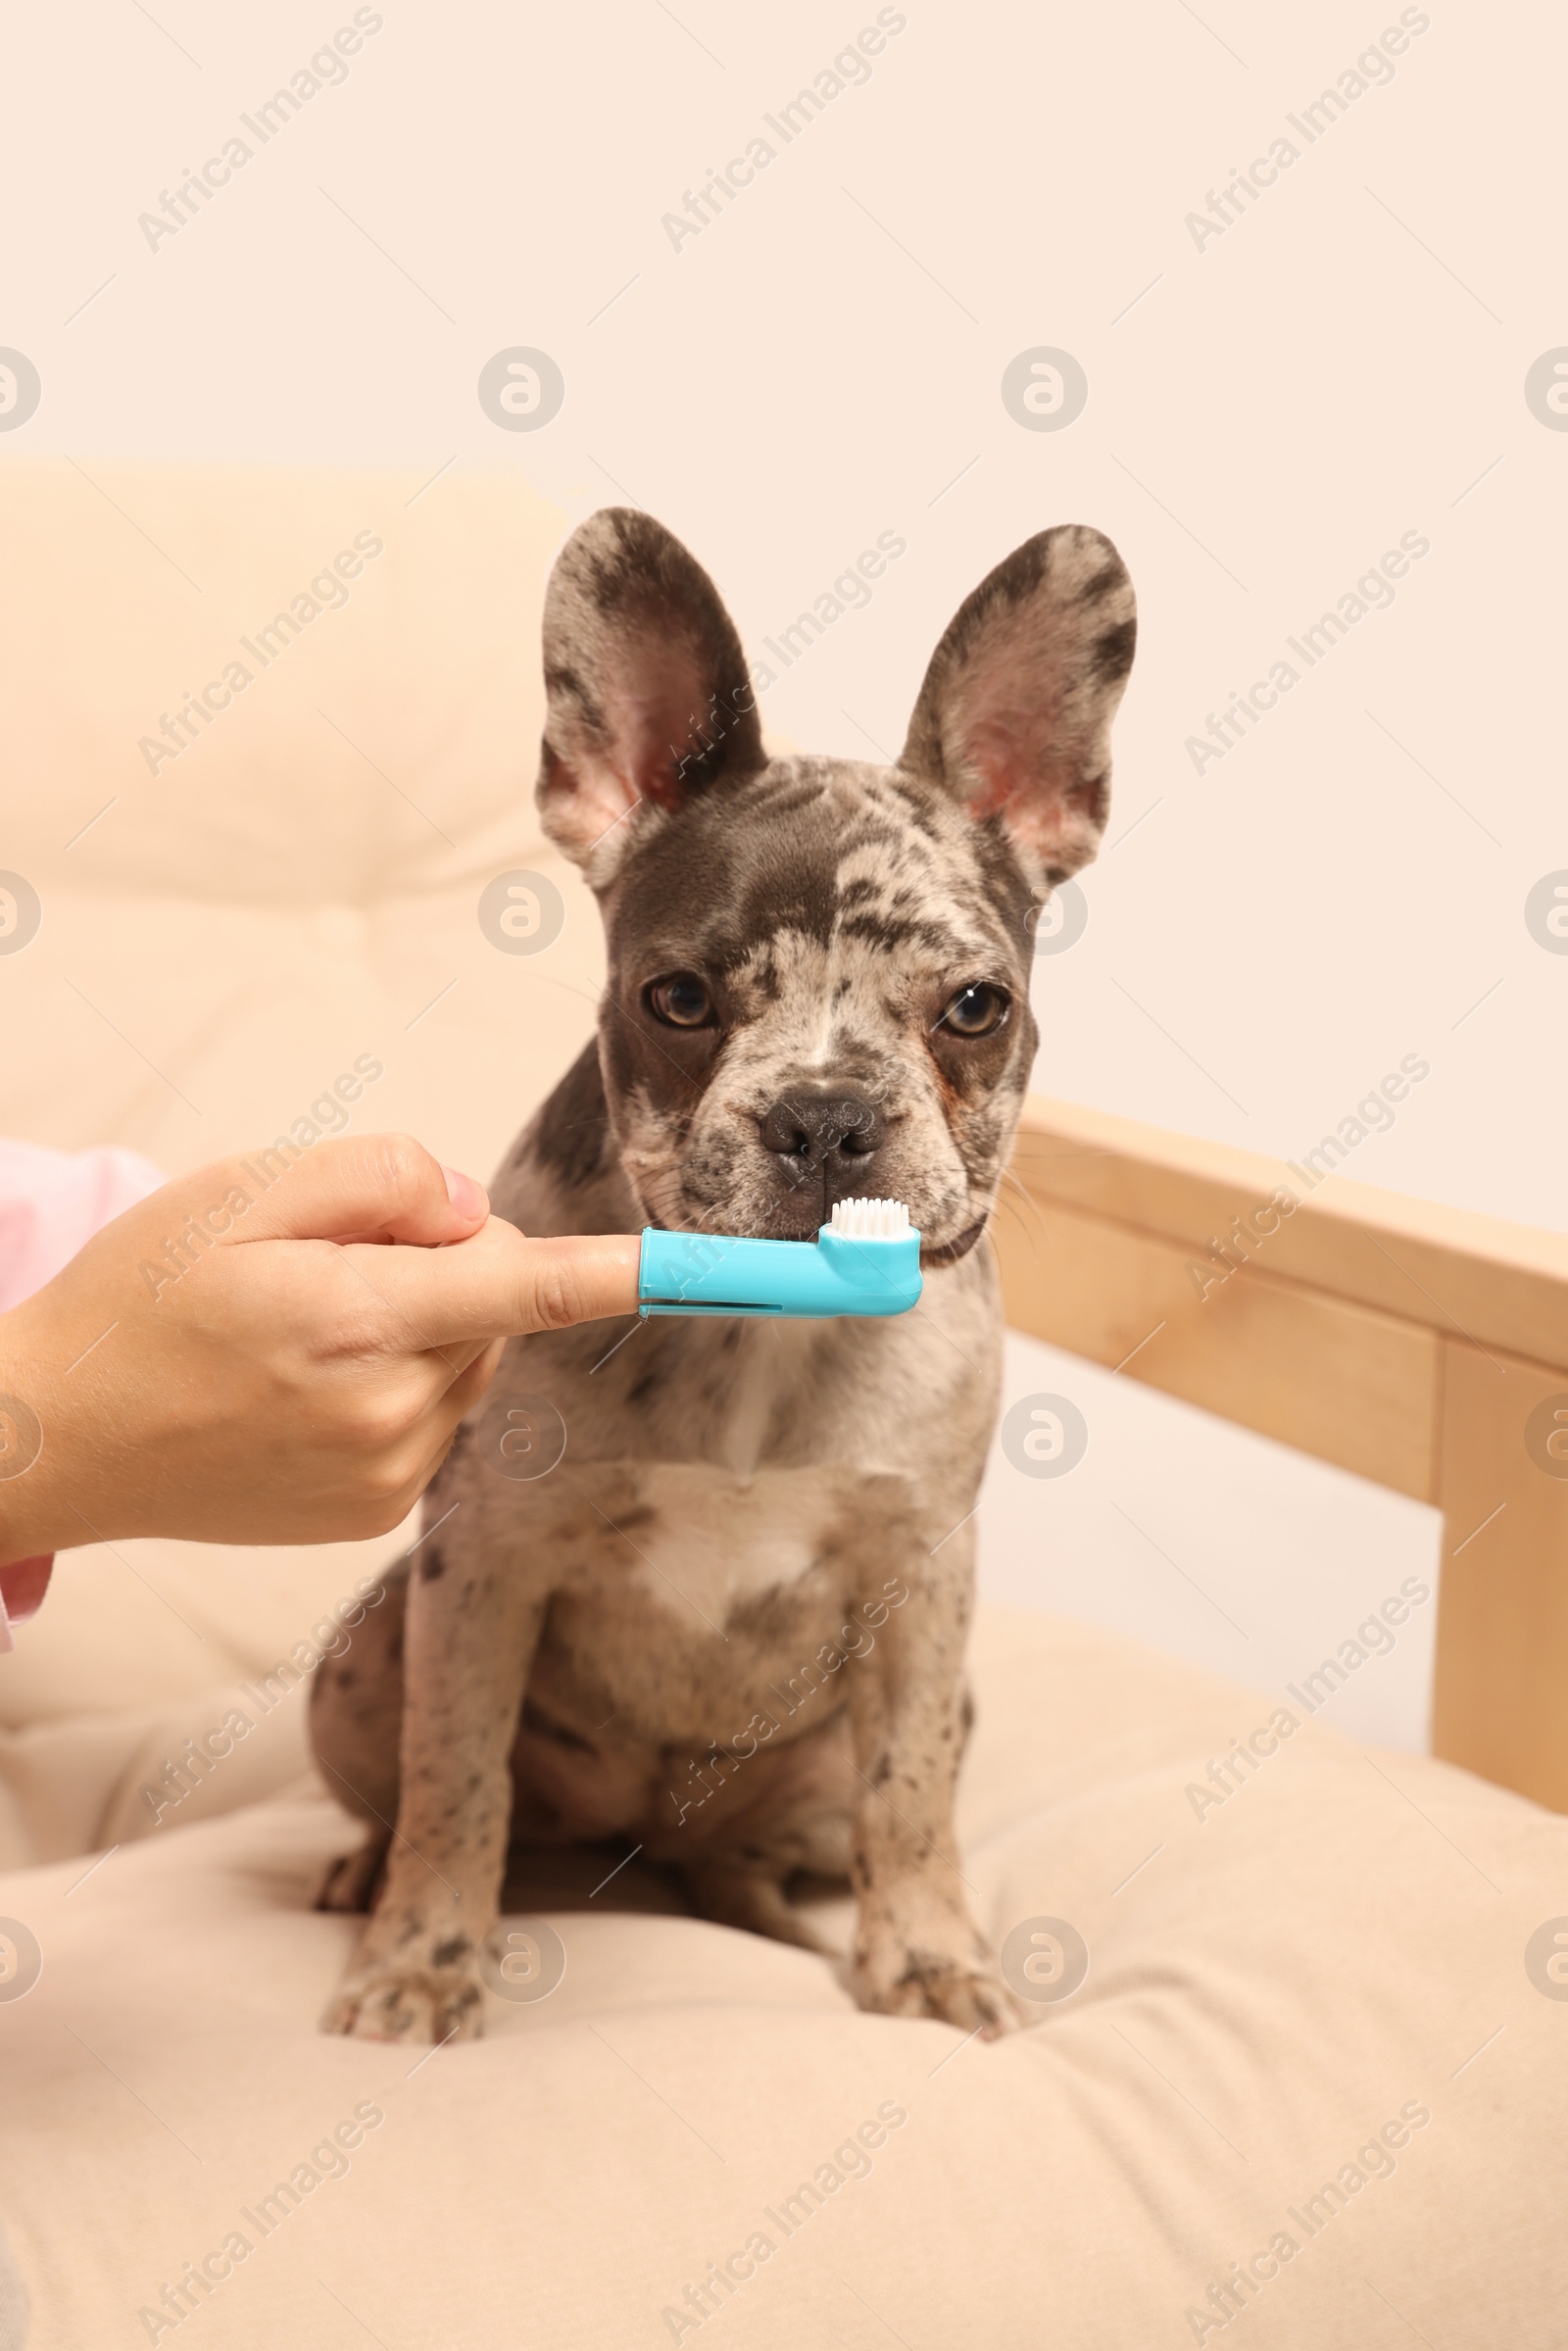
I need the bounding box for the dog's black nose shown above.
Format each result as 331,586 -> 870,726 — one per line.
760,1088 -> 883,1170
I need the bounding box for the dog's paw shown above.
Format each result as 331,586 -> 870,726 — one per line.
853,1935 -> 1025,2039
321,1960 -> 485,2043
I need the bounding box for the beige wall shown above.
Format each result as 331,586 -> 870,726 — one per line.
1,0 -> 1558,1222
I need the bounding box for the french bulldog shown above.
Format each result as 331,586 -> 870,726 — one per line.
311,508 -> 1136,2041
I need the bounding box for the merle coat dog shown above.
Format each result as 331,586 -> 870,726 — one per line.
311,509 -> 1136,2041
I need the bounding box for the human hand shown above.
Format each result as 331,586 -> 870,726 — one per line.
0,1133 -> 639,1561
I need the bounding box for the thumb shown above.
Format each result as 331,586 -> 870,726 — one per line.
225,1132 -> 489,1249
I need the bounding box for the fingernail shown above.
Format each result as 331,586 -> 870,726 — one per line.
441,1164 -> 486,1220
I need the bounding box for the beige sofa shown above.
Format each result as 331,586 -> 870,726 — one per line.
1,459 -> 1563,2348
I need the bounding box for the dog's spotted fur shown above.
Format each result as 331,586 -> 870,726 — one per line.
312,510 -> 1136,2042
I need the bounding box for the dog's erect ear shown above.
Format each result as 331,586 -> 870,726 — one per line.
898,524 -> 1136,886
536,508 -> 764,878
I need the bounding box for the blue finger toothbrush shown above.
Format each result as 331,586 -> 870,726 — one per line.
638,1197 -> 922,1320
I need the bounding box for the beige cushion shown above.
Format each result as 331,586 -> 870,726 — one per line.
0,1606 -> 1562,2348
0,1527 -> 416,1748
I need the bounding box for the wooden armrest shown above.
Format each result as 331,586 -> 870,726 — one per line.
996,1095 -> 1568,1811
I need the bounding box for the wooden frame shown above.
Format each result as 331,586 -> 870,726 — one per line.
996,1097 -> 1568,1812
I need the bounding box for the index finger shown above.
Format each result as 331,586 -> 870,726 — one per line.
348,1219 -> 642,1347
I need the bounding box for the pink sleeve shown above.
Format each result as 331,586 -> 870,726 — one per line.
0,1138 -> 166,1645
0,1137 -> 166,1313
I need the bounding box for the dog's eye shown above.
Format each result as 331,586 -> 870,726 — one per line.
939,983 -> 1009,1038
647,973 -> 715,1028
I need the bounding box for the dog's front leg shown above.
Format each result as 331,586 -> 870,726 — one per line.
323,1544 -> 543,2044
847,1528 -> 1020,2038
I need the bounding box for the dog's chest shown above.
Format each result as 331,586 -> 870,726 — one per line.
496,1316 -> 914,1614
477,1447 -> 897,1753
553,1457 -> 868,1642
452,1310 -> 960,1745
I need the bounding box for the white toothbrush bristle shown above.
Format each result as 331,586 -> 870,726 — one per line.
829,1196 -> 910,1239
